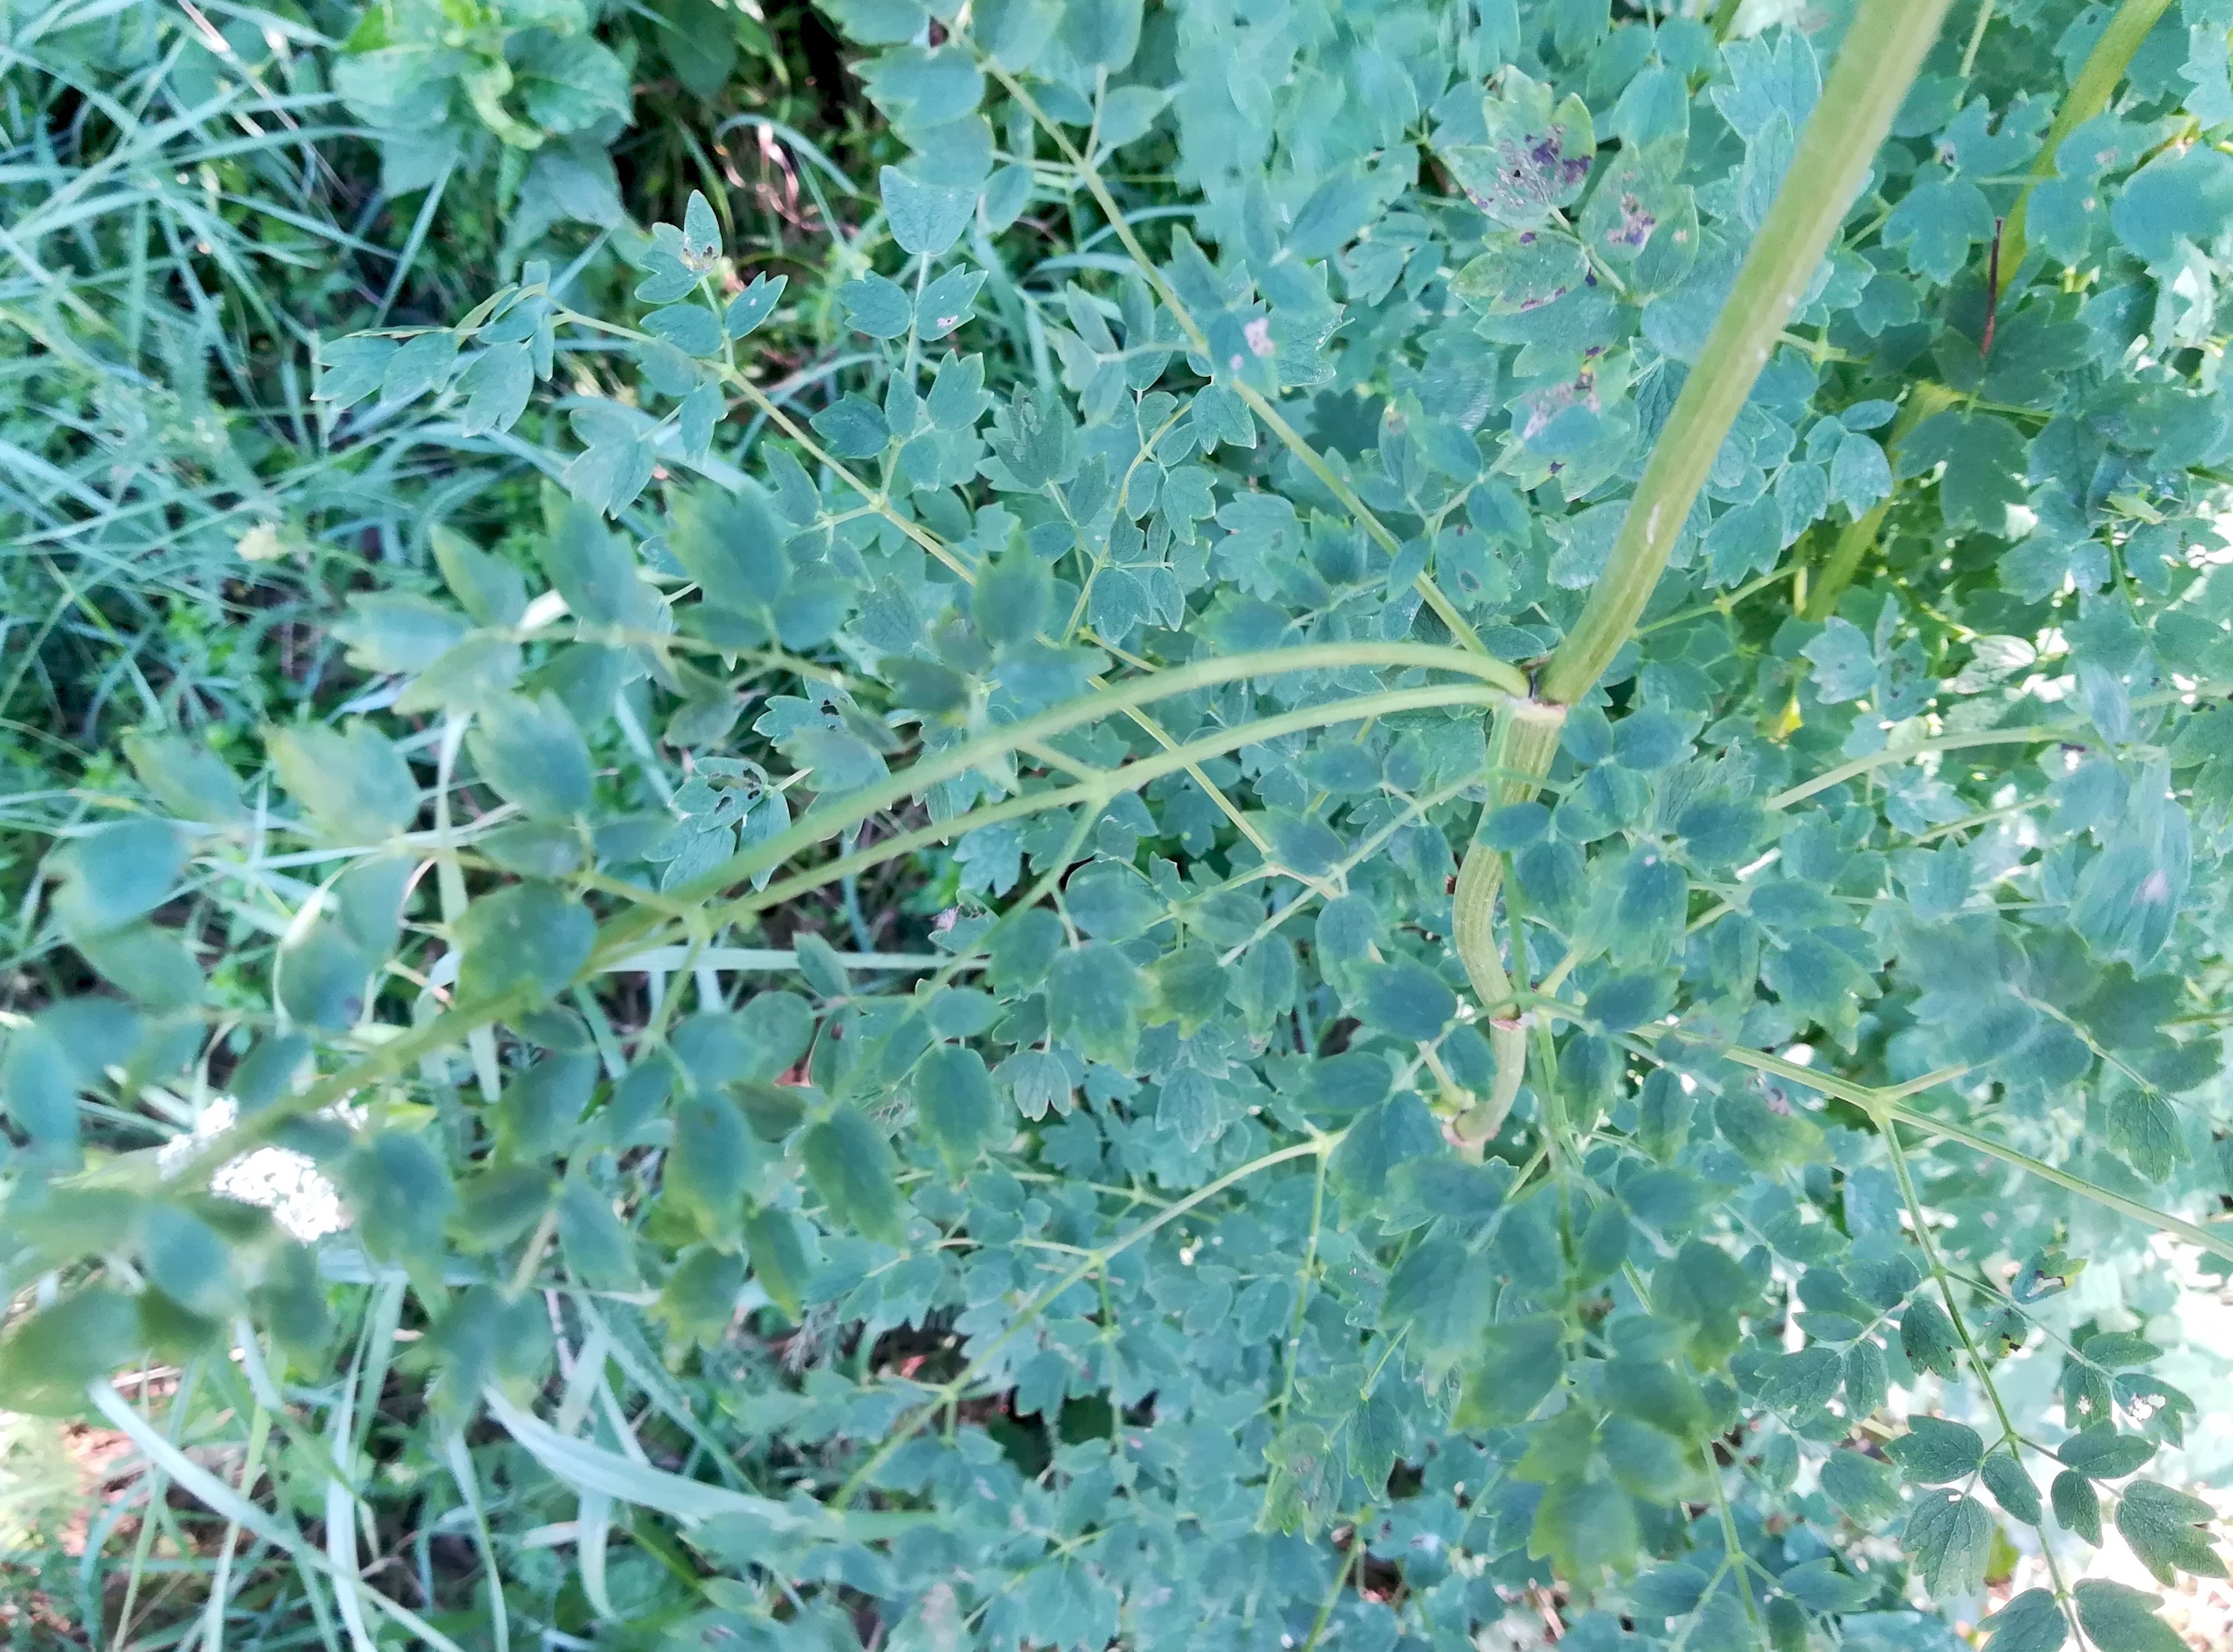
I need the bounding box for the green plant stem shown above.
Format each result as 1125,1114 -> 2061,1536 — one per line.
1703,1438 -> 1766,1642
1539,0 -> 1953,708
1449,701 -> 1565,1144
1451,0 -> 1953,1099
1997,0 -> 2178,282
1766,723 -> 2070,810
1880,1099 -> 2233,1263
726,372 -> 976,581
664,653 -> 1516,904
1634,563 -> 1800,638
1230,386 -> 1489,654
697,685 -> 1504,934
594,294 -> 1445,919
564,304 -> 978,584
1271,1148 -> 1331,1429
170,665 -> 1513,1178
1217,775 -> 1480,966
678,302 -> 1294,903
1299,1520 -> 1367,1652
1880,1126 -> 2083,1641
1703,1043 -> 1965,1112
1959,0 -> 1997,79
1693,1040 -> 2233,1263
1883,1132 -> 2026,1454
1800,380 -> 1960,621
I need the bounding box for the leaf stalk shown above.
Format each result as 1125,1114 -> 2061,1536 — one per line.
1996,0 -> 2178,284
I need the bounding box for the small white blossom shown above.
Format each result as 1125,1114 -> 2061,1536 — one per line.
158,1099 -> 352,1243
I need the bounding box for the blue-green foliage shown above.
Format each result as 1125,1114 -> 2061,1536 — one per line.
5,0 -> 2233,1648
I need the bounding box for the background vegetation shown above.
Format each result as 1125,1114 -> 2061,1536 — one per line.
2,0 -> 2232,1649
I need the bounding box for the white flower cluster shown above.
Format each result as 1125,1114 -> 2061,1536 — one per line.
156,1098 -> 351,1243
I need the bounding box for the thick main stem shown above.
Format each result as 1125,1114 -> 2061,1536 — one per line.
1451,0 -> 1954,1077
1450,700 -> 1565,1143
1537,0 -> 1955,708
